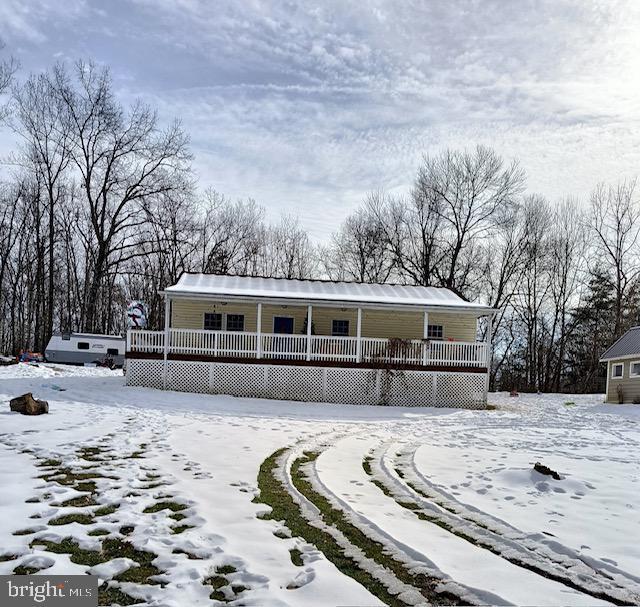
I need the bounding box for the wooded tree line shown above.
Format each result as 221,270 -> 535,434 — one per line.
323,171 -> 640,393
1,54 -> 638,392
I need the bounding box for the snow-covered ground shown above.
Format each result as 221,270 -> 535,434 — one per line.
0,361 -> 122,379
0,363 -> 638,606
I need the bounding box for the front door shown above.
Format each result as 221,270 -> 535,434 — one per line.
273,316 -> 294,334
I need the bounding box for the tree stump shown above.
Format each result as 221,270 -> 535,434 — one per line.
9,393 -> 49,415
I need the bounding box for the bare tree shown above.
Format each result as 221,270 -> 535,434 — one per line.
56,187 -> 86,334
480,202 -> 528,384
368,189 -> 442,287
0,182 -> 26,347
0,40 -> 18,120
511,195 -> 553,391
546,198 -> 585,389
51,61 -> 192,332
368,147 -> 525,295
123,189 -> 200,329
326,203 -> 395,283
196,189 -> 265,276
414,145 -> 526,294
495,197 -> 588,392
262,214 -> 317,279
589,180 -> 640,337
10,72 -> 73,348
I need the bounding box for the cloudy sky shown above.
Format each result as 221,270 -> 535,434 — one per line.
1,0 -> 640,239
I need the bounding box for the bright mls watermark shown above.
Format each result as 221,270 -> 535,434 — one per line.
2,576 -> 97,606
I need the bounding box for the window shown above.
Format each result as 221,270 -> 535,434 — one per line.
226,314 -> 245,332
427,324 -> 444,339
273,316 -> 294,334
630,361 -> 640,378
204,312 -> 222,331
77,342 -> 89,350
332,320 -> 350,336
612,363 -> 624,379
62,332 -> 71,341
107,348 -> 119,356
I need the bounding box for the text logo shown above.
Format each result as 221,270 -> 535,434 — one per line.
2,576 -> 97,606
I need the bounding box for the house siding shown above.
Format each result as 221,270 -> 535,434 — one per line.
361,310 -> 476,341
170,299 -> 478,341
171,300 -> 259,332
606,359 -> 640,403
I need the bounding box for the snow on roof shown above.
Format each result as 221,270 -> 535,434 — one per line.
51,332 -> 124,341
600,326 -> 640,361
163,273 -> 494,313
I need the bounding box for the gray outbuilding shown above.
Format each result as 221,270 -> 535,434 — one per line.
600,326 -> 640,403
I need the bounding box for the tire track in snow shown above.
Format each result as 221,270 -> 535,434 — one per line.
268,430 -> 497,606
368,440 -> 638,605
310,433 -> 620,606
396,441 -> 640,594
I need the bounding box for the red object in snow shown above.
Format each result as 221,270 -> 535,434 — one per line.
18,350 -> 45,363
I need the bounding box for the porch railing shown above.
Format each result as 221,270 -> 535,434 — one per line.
262,334 -> 307,360
127,329 -> 488,368
127,330 -> 164,353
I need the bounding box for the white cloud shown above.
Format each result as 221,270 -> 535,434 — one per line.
1,0 -> 640,239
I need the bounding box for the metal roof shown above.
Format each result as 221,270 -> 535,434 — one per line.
600,326 -> 640,361
163,273 -> 495,314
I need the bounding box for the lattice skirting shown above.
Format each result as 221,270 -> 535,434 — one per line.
125,360 -> 487,408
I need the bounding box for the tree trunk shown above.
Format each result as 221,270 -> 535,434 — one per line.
83,249 -> 107,333
45,193 -> 55,347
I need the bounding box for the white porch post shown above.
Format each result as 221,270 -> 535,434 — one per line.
485,313 -> 493,399
306,305 -> 313,361
256,302 -> 262,359
422,310 -> 429,366
485,313 -> 493,367
162,296 -> 170,390
356,308 -> 362,363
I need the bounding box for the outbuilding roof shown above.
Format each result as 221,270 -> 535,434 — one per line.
163,273 -> 494,314
600,326 -> 640,361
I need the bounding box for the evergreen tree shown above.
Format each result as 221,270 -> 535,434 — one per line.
564,268 -> 614,392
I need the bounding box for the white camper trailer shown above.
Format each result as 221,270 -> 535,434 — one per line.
45,332 -> 125,367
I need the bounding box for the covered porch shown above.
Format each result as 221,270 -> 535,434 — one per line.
127,299 -> 491,370
125,274 -> 494,407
